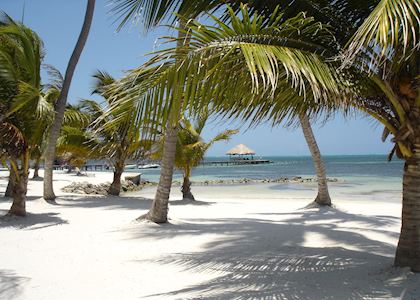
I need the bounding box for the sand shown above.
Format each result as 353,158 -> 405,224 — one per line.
0,170 -> 419,299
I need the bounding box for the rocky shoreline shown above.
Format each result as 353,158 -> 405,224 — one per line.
62,180 -> 155,195
62,177 -> 341,195
174,176 -> 341,186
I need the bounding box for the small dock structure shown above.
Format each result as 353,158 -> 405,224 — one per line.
201,144 -> 272,166
200,159 -> 271,166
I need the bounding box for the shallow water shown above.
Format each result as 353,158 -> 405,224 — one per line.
131,155 -> 404,203
128,155 -> 404,181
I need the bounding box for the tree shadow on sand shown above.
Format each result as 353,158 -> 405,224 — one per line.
1,196 -> 43,202
55,195 -> 214,210
54,195 -> 153,211
127,207 -> 419,299
170,199 -> 215,206
0,212 -> 68,230
0,270 -> 29,299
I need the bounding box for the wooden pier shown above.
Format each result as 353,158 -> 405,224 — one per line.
200,159 -> 272,166
53,165 -> 109,171
51,159 -> 271,171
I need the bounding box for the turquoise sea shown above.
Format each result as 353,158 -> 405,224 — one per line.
136,155 -> 402,180
132,155 -> 404,202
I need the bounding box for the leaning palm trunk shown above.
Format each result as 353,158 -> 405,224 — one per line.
299,112 -> 331,206
108,163 -> 124,196
43,0 -> 95,201
140,124 -> 179,222
139,26 -> 189,223
182,174 -> 195,201
395,144 -> 420,271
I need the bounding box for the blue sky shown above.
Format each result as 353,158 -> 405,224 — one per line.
2,0 -> 393,156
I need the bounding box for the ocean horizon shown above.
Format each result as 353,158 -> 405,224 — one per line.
135,154 -> 404,184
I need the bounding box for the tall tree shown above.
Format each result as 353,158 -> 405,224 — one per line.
88,71 -> 153,196
342,0 -> 419,272
0,14 -> 52,215
110,0 -> 218,223
56,72 -> 154,196
109,0 -> 350,216
43,0 -> 95,201
108,6 -> 343,222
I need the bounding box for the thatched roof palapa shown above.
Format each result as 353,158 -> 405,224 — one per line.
226,144 -> 255,155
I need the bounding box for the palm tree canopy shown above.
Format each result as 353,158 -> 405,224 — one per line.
343,0 -> 419,69
109,0 -> 380,44
339,0 -> 419,159
58,70 -> 156,169
107,5 -> 347,135
0,13 -> 52,159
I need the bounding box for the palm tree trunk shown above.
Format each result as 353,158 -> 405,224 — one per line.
395,144 -> 420,272
8,172 -> 28,216
139,26 -> 189,223
141,124 -> 179,223
8,163 -> 29,217
108,164 -> 124,196
43,0 -> 95,201
182,174 -> 195,201
33,158 -> 40,179
299,112 -> 331,206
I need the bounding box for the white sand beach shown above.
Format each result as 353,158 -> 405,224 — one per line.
1,170 -> 419,299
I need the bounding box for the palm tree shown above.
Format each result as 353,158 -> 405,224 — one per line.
110,0 -> 349,216
108,6 -> 344,222
89,71 -> 155,196
340,0 -> 419,272
43,0 -> 95,201
153,113 -> 237,200
0,15 -> 52,215
57,71 -> 154,196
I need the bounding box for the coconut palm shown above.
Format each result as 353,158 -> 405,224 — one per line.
340,0 -> 419,272
92,71 -> 157,195
0,14 -> 52,215
43,0 -> 95,201
110,0 -> 356,214
107,5 -> 344,222
153,113 -> 237,200
58,71 -> 155,196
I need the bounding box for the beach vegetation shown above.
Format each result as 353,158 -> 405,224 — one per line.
110,0 -> 420,271
0,14 -> 51,215
108,4 -> 343,221
56,71 -> 156,196
341,0 -> 419,271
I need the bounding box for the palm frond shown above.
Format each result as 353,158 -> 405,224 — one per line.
343,0 -> 420,69
92,69 -> 115,96
107,5 -> 345,134
0,121 -> 27,158
43,64 -> 63,90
